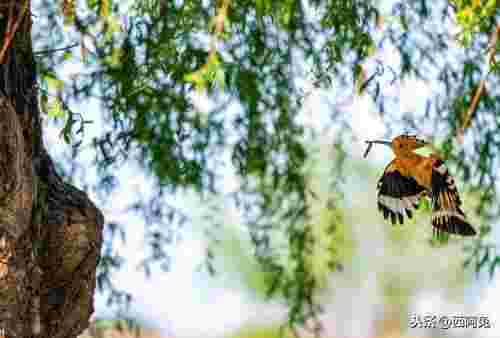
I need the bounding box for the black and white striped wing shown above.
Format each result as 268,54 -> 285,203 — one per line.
377,162 -> 426,225
431,160 -> 476,236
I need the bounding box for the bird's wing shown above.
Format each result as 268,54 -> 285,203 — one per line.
377,160 -> 426,225
431,159 -> 476,236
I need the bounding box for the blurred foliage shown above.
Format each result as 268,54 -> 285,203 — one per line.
203,140 -> 353,327
80,318 -> 160,338
451,0 -> 497,45
32,0 -> 500,333
229,325 -> 295,338
204,219 -> 271,298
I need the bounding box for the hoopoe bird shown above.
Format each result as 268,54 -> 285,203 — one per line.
365,134 -> 476,236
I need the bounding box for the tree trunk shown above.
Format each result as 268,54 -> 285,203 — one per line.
0,1 -> 104,337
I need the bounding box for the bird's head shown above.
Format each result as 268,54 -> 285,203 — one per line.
364,134 -> 429,157
392,134 -> 429,152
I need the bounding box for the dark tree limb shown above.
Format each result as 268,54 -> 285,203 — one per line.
37,148 -> 104,338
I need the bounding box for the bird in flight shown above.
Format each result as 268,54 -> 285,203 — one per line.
364,134 -> 476,236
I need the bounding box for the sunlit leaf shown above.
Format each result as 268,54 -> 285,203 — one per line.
40,93 -> 49,114
48,97 -> 65,118
45,75 -> 64,92
62,51 -> 73,61
100,0 -> 110,18
105,47 -> 123,67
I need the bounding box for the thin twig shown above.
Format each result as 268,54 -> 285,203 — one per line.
34,43 -> 79,56
459,23 -> 500,137
0,0 -> 30,64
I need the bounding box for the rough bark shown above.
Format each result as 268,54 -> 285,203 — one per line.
0,1 -> 104,337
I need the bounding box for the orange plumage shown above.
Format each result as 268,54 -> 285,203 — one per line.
366,134 -> 476,236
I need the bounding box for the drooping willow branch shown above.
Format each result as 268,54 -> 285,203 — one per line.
34,43 -> 79,56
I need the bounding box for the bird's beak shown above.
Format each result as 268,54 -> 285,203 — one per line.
366,140 -> 392,147
364,140 -> 392,158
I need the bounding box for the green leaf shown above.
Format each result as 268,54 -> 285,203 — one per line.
256,0 -> 271,17
62,51 -> 73,60
86,0 -> 99,10
214,66 -> 225,89
44,73 -> 64,91
489,256 -> 500,280
40,93 -> 49,114
104,15 -> 122,40
476,248 -> 490,274
104,47 -> 123,67
184,71 -> 205,92
48,97 -> 65,118
100,0 -> 110,18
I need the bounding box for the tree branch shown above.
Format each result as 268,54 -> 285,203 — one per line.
459,23 -> 500,140
0,0 -> 30,64
34,43 -> 79,56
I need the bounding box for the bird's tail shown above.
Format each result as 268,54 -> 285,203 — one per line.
431,160 -> 476,236
431,205 -> 476,236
